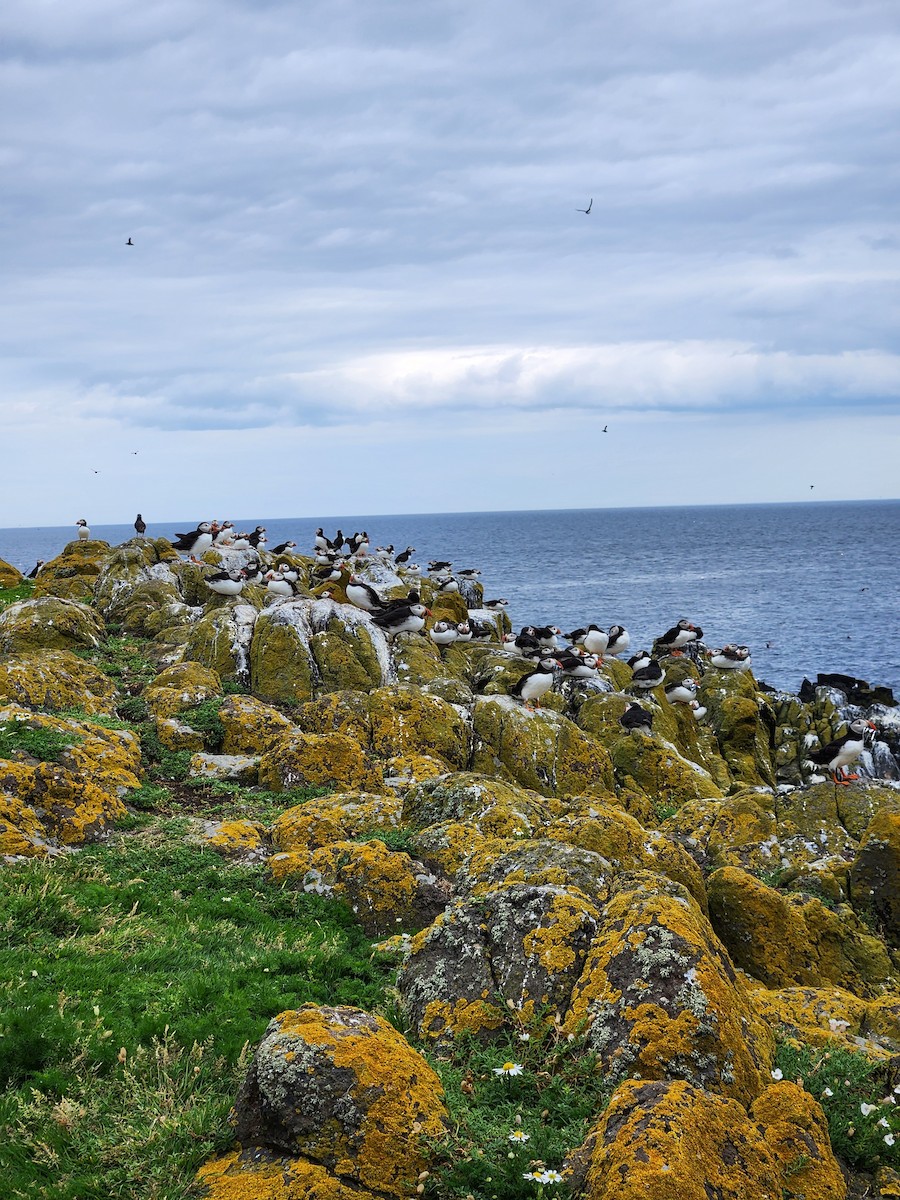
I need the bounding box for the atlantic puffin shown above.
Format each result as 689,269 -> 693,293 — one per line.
373,602 -> 430,638
809,718 -> 877,785
455,621 -> 473,642
657,620 -> 702,655
565,625 -> 609,657
510,658 -> 558,710
631,658 -> 665,690
484,598 -> 509,610
620,703 -> 653,731
395,546 -> 416,565
27,560 -> 44,579
213,522 -> 235,546
709,645 -> 752,670
428,560 -> 452,574
171,522 -> 214,559
272,540 -> 297,555
76,519 -> 90,540
665,677 -> 699,705
605,625 -> 631,657
558,651 -> 600,679
512,629 -> 542,658
265,571 -> 295,597
247,526 -> 267,549
437,576 -> 460,593
346,576 -> 385,612
314,528 -> 329,551
457,568 -> 481,578
134,513 -> 147,536
627,649 -> 652,672
205,568 -> 246,597
429,620 -> 459,647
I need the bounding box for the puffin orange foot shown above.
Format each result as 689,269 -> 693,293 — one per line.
845,772 -> 860,781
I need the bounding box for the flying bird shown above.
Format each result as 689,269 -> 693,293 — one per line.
126,238 -> 133,246
576,199 -> 592,214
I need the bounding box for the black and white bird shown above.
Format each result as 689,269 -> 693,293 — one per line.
709,645 -> 752,671
627,649 -> 652,673
620,703 -> 653,732
665,676 -> 699,705
484,598 -> 509,610
457,568 -> 482,578
631,658 -> 665,690
657,620 -> 702,655
511,629 -> 542,658
213,521 -> 235,546
27,560 -> 44,579
171,522 -> 214,559
809,718 -> 877,785
372,602 -> 429,638
605,625 -> 631,657
76,518 -> 90,540
429,620 -> 459,647
428,560 -> 452,574
314,528 -> 330,551
566,625 -> 609,657
510,658 -> 558,709
346,576 -> 384,612
265,571 -> 295,597
271,540 -> 297,555
455,621 -> 473,642
436,576 -> 460,593
395,546 -> 416,565
558,651 -> 600,679
247,526 -> 267,549
205,568 -> 246,597
134,513 -> 147,536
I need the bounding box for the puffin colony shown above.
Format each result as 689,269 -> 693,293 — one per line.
53,515 -> 880,786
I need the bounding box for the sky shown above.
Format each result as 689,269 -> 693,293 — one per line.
2,0 -> 899,525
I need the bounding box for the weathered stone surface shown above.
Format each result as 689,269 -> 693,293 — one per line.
0,558 -> 24,588
188,753 -> 259,784
744,980 -> 900,1059
403,771 -> 546,838
232,1005 -> 447,1195
707,865 -> 895,996
0,649 -> 118,715
200,818 -> 269,860
196,1151 -> 384,1200
564,874 -> 774,1104
367,686 -> 470,769
698,669 -> 776,788
144,661 -> 222,718
0,596 -> 105,654
32,539 -> 112,602
218,694 -> 293,755
272,792 -> 403,853
258,731 -> 382,794
848,809 -> 900,946
660,792 -> 778,876
611,731 -> 723,810
568,1078 -> 844,1200
182,602 -> 258,683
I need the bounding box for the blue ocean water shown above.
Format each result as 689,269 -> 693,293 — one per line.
1,501 -> 898,695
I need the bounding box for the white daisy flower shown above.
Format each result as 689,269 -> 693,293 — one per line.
508,1131 -> 530,1144
493,1061 -> 523,1077
771,1068 -> 783,1081
539,1170 -> 564,1184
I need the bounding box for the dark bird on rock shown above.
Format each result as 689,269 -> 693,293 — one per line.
171,522 -> 214,560
372,602 -> 430,638
134,513 -> 147,536
809,718 -> 877,785
620,703 -> 653,732
510,658 -> 558,710
271,541 -> 297,555
27,560 -> 44,579
346,575 -> 385,612
657,620 -> 702,655
631,658 -> 665,690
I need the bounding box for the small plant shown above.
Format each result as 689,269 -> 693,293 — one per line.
221,679 -> 250,695
126,782 -> 173,812
357,827 -> 418,855
182,698 -> 226,753
0,581 -> 34,610
116,695 -> 150,723
0,720 -> 81,764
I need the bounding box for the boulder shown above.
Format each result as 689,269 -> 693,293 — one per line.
848,809 -> 900,945
0,596 -> 105,654
231,1005 -> 447,1195
660,792 -> 778,876
698,669 -> 776,788
367,685 -> 470,769
218,694 -> 293,755
32,539 -> 112,602
0,649 -> 118,715
403,771 -> 547,838
272,792 -> 404,853
258,730 -> 382,794
611,731 -> 723,810
0,558 -> 24,588
182,602 -> 259,683
144,661 -> 222,718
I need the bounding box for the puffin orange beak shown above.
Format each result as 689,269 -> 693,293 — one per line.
425,608 -> 433,616
867,720 -> 877,730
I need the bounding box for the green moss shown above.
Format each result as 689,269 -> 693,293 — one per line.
0,720 -> 82,763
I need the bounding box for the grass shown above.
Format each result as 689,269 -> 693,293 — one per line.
73,635 -> 158,701
0,720 -> 82,764
0,582 -> 35,611
0,830 -> 396,1199
774,1041 -> 900,1173
425,1024 -> 612,1200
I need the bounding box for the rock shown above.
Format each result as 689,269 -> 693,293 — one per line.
698,669 -> 776,788
0,596 -> 105,654
403,772 -> 547,838
744,981 -> 898,1059
218,694 -> 293,755
707,866 -> 895,996
32,539 -> 112,602
144,661 -> 222,718
0,759 -> 126,846
272,792 -> 404,853
564,873 -> 774,1104
471,695 -> 614,796
660,792 -> 778,876
611,731 -> 724,809
367,686 -> 470,769
456,837 -> 612,901
188,753 -> 259,784
196,1151 -> 384,1200
848,809 -> 900,945
0,649 -> 118,715
270,839 -> 451,936
258,731 -> 382,794
0,558 -> 24,588
0,793 -> 51,857
200,819 -> 268,861
231,1005 -> 447,1195
568,1077 -> 844,1200
408,820 -> 488,876
182,602 -> 259,683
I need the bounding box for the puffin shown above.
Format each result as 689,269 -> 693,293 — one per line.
314,528 -> 329,551
134,513 -> 147,536
631,658 -> 665,690
213,521 -> 235,545
205,568 -> 246,597
558,651 -> 600,679
27,560 -> 44,579
605,625 -> 631,657
565,625 -> 609,657
395,546 -> 416,565
277,562 -> 300,584
709,645 -> 752,670
484,598 -> 509,610
428,560 -> 452,573
403,563 -> 421,576
620,703 -> 653,732
265,571 -> 295,597
373,602 -> 430,638
247,526 -> 267,549
76,518 -> 90,540
510,658 -> 558,710
271,540 -> 297,555
627,650 -> 652,672
327,529 -> 345,552
437,576 -> 460,593
512,629 -> 542,657
457,568 -> 482,578
809,718 -> 877,785
171,522 -> 213,559
346,576 -> 385,612
665,677 -> 699,705
429,620 -> 459,647
243,560 -> 265,585
657,620 -> 702,655
689,699 -> 708,720
455,621 -> 473,643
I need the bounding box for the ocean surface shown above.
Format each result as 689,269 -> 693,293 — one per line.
2,501 -> 898,696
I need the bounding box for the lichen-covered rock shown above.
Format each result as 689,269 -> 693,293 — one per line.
0,558 -> 24,588
542,805 -> 707,910
94,544 -> 186,635
201,819 -> 268,860
218,694 -> 294,756
471,696 -> 614,796
0,793 -> 50,857
849,809 -> 900,945
0,596 -> 105,654
564,874 -> 774,1104
270,838 -> 451,936
611,731 -> 724,810
183,603 -> 259,684
775,781 -> 860,873
271,792 -> 403,853
0,760 -> 127,846
456,837 -> 612,901
144,661 -> 222,718
660,792 -> 778,876
188,753 -> 259,784
698,669 -> 776,788
408,820 -> 488,876
0,704 -> 141,798
232,1005 -> 447,1196
0,649 -> 118,715
568,1077 -> 844,1200
196,1150 -> 385,1200
258,731 -> 382,794
32,539 -> 112,602
400,883 -> 603,1040
392,635 -> 447,687
707,865 -> 895,996
403,771 -> 547,837
367,686 -> 470,769
744,981 -> 899,1059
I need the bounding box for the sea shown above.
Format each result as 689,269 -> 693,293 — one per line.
1,501 -> 898,697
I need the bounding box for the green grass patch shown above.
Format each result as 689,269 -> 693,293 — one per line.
0,832 -> 395,1198
357,826 -> 419,855
74,635 -> 157,696
0,581 -> 34,610
774,1041 -> 900,1172
180,698 -> 226,753
0,720 -> 82,763
425,1025 -> 612,1200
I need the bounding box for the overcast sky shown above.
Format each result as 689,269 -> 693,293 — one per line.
2,0 -> 899,525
